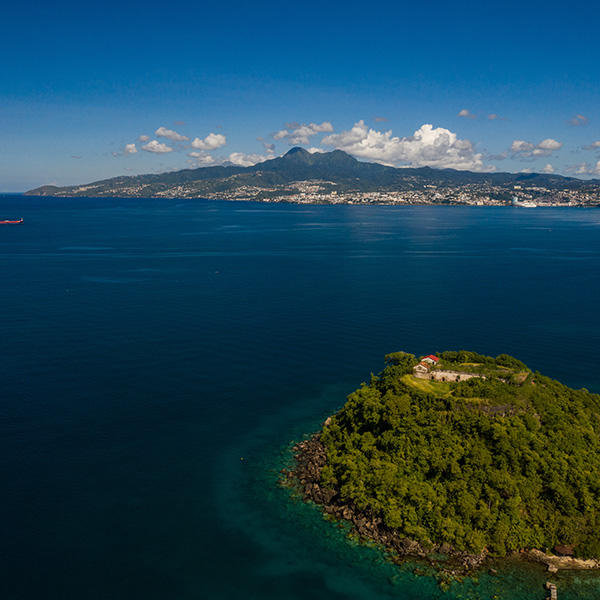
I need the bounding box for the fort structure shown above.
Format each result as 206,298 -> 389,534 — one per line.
412,355 -> 485,382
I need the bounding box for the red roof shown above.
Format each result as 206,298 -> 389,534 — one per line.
424,355 -> 439,363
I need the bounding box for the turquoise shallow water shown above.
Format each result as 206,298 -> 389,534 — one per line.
1,196 -> 600,599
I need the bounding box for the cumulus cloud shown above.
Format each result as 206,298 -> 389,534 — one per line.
227,152 -> 272,167
189,151 -> 216,166
458,109 -> 477,119
565,161 -> 600,176
256,137 -> 276,153
511,140 -> 535,154
191,133 -> 227,151
537,139 -> 562,152
141,140 -> 173,154
511,138 -> 563,159
124,143 -> 137,155
542,163 -> 555,174
272,121 -> 334,145
156,126 -> 189,142
307,147 -> 326,153
487,151 -> 508,161
583,141 -> 600,151
568,114 -> 588,126
321,120 -> 493,172
139,135 -> 150,142
187,150 -> 274,168
565,163 -> 591,175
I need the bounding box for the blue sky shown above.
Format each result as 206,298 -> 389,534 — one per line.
2,0 -> 600,191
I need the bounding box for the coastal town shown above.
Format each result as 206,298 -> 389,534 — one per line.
204,180 -> 600,206
50,178 -> 600,206
26,148 -> 600,206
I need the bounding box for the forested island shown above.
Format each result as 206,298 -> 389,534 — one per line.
284,351 -> 600,575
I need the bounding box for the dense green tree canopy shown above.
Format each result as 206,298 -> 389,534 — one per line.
320,352 -> 600,557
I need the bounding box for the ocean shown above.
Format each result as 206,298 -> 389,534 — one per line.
1,195 -> 600,599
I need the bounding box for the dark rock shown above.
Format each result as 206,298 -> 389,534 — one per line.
283,430 -> 494,577
438,543 -> 452,555
554,544 -> 574,557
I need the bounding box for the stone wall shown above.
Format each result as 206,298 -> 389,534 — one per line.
430,370 -> 483,382
413,368 -> 485,382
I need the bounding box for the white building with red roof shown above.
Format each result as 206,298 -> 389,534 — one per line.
421,355 -> 439,365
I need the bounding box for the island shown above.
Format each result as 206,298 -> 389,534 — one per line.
283,351 -> 600,576
25,148 -> 600,206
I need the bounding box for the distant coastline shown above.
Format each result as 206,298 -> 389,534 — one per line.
24,148 -> 600,207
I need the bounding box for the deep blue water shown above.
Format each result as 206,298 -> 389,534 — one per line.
2,195 -> 600,600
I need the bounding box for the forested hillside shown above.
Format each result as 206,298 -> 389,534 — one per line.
319,352 -> 600,558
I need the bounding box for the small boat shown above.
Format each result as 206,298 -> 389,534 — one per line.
0,218 -> 24,224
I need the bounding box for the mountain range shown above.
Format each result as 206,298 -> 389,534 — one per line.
25,147 -> 600,201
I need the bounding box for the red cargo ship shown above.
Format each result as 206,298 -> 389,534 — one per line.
0,218 -> 23,224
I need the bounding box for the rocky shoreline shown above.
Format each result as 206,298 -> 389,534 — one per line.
281,431 -> 488,575
281,428 -> 600,577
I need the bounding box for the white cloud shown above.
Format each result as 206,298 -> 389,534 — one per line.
258,139 -> 275,152
511,140 -> 534,154
139,135 -> 150,142
565,161 -> 600,176
272,121 -> 334,145
124,143 -> 137,155
141,140 -> 173,154
187,149 -> 273,168
227,152 -> 272,167
541,163 -> 555,174
574,163 -> 591,175
156,127 -> 189,142
307,147 -> 326,153
487,151 -> 508,161
191,133 -> 227,150
583,141 -> 600,151
568,114 -> 588,126
458,109 -> 476,119
511,138 -> 563,159
321,121 -> 493,172
536,139 -> 562,152
189,151 -> 216,166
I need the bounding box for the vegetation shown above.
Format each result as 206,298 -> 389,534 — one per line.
320,351 -> 600,558
25,147 -> 600,198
